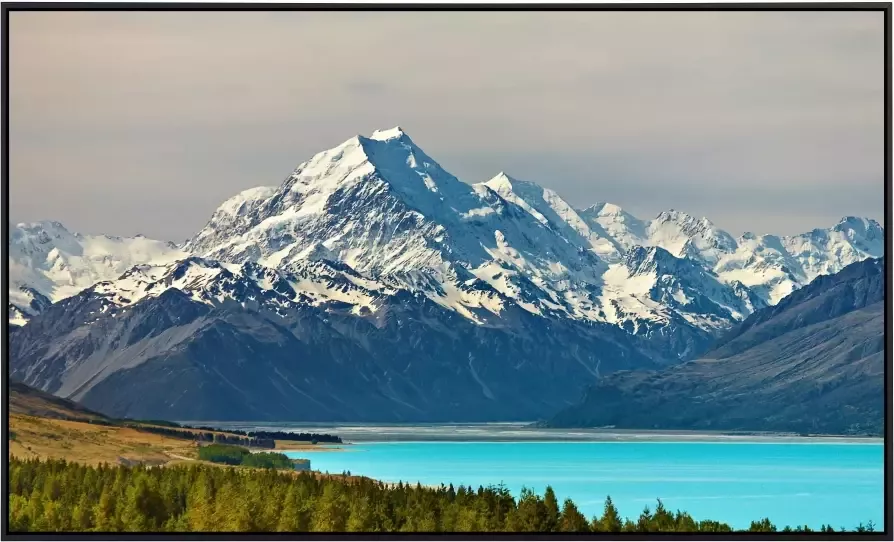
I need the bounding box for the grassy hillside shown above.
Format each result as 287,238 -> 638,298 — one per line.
8,413 -> 199,466
9,381 -> 109,422
7,382 -> 333,467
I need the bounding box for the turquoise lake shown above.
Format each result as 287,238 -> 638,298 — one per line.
284,441 -> 883,530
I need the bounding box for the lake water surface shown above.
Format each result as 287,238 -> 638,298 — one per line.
283,440 -> 883,530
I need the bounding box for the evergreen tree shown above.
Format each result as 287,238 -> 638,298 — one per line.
346,496 -> 374,532
673,509 -> 698,532
507,487 -> 548,532
596,495 -> 622,532
311,484 -> 346,532
698,519 -> 733,532
748,518 -> 777,532
41,500 -> 64,532
455,506 -> 484,532
558,498 -> 589,532
92,486 -> 117,532
636,505 -> 653,532
212,481 -> 253,531
276,484 -> 304,532
652,499 -> 675,531
8,494 -> 29,532
543,486 -> 560,531
121,474 -> 166,531
185,472 -> 214,531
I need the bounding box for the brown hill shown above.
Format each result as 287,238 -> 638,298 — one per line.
9,380 -> 109,421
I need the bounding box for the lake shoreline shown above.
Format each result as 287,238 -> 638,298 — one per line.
190,421 -> 883,445
273,441 -> 349,452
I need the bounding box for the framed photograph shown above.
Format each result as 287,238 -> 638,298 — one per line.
3,2 -> 890,538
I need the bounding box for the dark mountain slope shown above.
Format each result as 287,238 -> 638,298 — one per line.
9,260 -> 664,422
544,258 -> 885,435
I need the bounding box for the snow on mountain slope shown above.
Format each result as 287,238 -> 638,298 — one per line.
80,254 -> 514,329
177,128 -> 880,344
184,128 -> 619,327
594,246 -> 767,357
84,255 -> 406,319
646,210 -> 739,266
10,128 -> 882,358
448,184 -> 756,333
609,246 -> 765,327
574,203 -> 881,306
713,232 -> 806,304
189,129 -> 604,286
8,287 -> 51,327
8,221 -> 186,325
88,257 -> 290,312
10,256 -> 666,422
783,217 -> 883,281
715,217 -> 884,304
578,202 -> 650,256
481,172 -> 623,262
186,186 -> 277,251
576,206 -> 740,268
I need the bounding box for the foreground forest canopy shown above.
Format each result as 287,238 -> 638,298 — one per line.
8,458 -> 876,533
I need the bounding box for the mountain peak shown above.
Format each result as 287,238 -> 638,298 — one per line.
481,172 -> 511,195
655,209 -> 699,225
11,220 -> 81,252
15,220 -> 72,234
834,216 -> 882,234
483,171 -> 543,195
583,202 -> 627,217
370,126 -> 409,142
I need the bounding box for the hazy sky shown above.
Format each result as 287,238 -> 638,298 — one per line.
9,11 -> 885,242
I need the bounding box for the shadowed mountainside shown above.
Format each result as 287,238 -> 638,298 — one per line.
544,258 -> 885,436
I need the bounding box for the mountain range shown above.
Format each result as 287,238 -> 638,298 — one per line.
544,257 -> 885,435
7,127 -> 885,422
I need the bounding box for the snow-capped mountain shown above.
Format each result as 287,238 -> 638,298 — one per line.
179,128 -> 782,350
9,129 -> 882,345
186,127 -> 606,300
611,246 -> 765,327
203,129 -> 876,335
8,126 -> 884,421
8,221 -> 186,325
545,257 -> 885,435
714,216 -> 884,304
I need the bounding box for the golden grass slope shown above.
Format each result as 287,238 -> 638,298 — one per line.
9,381 -> 107,421
8,414 -> 200,466
7,381 -> 340,467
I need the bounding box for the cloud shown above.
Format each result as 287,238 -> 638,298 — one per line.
8,11 -> 884,240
